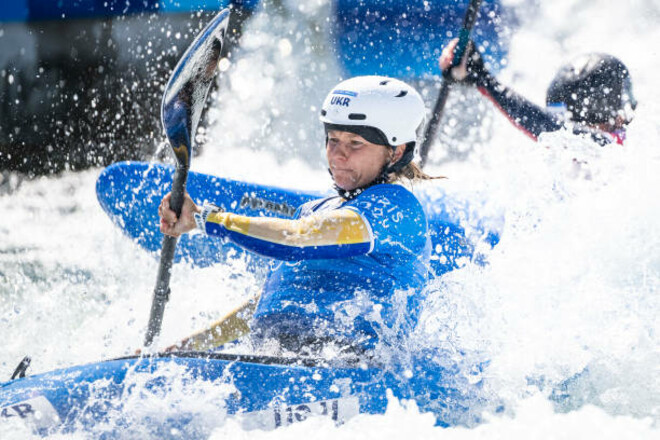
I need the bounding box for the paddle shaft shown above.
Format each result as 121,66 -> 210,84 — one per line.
144,166 -> 189,346
419,0 -> 483,168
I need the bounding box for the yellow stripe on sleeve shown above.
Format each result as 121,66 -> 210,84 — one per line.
206,209 -> 372,248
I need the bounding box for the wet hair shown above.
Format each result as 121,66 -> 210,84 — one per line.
390,161 -> 443,183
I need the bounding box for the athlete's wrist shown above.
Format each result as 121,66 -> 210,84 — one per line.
194,203 -> 223,233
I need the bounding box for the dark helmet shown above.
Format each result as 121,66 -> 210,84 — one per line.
546,53 -> 637,126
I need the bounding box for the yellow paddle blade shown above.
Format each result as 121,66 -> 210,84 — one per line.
166,296 -> 259,352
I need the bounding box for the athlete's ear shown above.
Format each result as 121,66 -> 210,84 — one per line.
390,144 -> 406,164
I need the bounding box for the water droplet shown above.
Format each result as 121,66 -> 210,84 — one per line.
218,57 -> 231,72
278,39 -> 293,57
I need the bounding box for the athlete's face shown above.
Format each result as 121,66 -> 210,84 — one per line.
326,130 -> 392,191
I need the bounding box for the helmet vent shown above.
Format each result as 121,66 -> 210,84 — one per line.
395,90 -> 408,98
348,113 -> 366,120
379,80 -> 390,85
321,110 -> 327,116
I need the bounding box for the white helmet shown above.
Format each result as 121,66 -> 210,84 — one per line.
320,76 -> 426,168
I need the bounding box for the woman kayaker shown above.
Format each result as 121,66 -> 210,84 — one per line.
439,38 -> 637,146
158,75 -> 434,362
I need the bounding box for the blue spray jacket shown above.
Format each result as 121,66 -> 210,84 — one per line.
199,183 -> 431,348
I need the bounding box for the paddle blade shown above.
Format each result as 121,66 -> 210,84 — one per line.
161,9 -> 230,169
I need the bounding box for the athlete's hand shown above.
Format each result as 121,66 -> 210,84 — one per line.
439,38 -> 487,85
158,192 -> 201,237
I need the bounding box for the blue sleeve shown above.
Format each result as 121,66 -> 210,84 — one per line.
477,73 -> 563,140
344,184 -> 428,258
203,198 -> 373,261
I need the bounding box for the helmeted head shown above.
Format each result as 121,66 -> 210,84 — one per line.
320,76 -> 426,174
546,53 -> 637,128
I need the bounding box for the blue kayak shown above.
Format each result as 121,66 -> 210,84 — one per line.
96,161 -> 501,276
2,161 -> 498,436
0,351 -> 484,437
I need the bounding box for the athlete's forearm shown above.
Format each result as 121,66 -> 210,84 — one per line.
202,209 -> 373,260
477,73 -> 563,140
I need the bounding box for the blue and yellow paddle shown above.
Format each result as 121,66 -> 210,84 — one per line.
144,9 -> 231,347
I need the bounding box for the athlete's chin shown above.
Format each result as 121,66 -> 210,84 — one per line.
331,171 -> 358,191
334,180 -> 359,191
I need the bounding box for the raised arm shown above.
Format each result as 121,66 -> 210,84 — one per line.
440,38 -> 563,141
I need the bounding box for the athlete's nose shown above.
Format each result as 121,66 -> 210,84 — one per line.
328,140 -> 349,161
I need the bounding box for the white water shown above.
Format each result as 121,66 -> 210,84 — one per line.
1,0 -> 659,438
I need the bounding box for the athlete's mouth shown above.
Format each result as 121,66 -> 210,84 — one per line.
330,161 -> 353,171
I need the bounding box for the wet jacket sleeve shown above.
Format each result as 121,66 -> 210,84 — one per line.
198,208 -> 373,261
476,73 -> 564,141
476,73 -> 618,146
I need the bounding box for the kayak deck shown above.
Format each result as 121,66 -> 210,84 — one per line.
1,350 -> 479,436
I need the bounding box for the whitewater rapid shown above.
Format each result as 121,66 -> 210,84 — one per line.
1,0 -> 659,438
